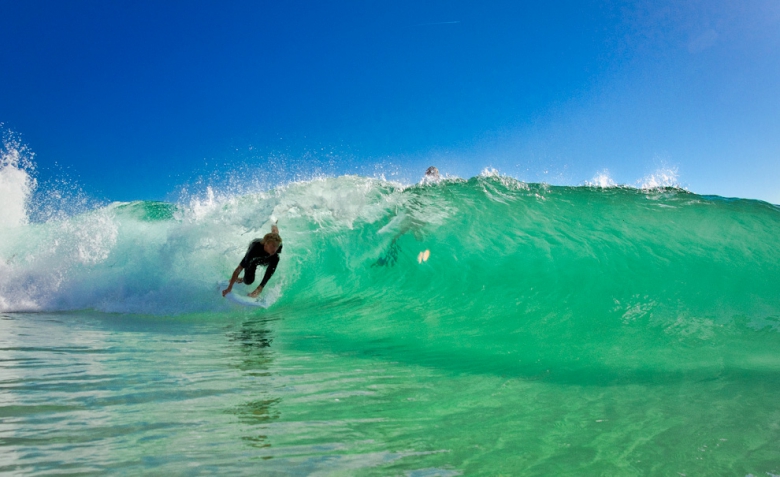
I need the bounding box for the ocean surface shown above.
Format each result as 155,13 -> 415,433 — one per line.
1,160 -> 780,474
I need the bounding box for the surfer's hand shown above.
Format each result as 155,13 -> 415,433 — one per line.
222,288 -> 231,297
248,286 -> 263,298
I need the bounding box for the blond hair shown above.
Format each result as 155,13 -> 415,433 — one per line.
262,232 -> 282,246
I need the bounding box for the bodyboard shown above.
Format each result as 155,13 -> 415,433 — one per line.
219,281 -> 270,308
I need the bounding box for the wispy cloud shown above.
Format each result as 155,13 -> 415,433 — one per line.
688,29 -> 718,53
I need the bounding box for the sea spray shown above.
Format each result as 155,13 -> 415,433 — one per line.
0,132 -> 36,229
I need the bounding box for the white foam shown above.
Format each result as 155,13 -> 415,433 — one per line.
478,167 -> 501,178
585,170 -> 617,188
0,137 -> 36,229
639,166 -> 680,190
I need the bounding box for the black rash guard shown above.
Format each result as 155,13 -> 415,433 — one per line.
239,240 -> 282,287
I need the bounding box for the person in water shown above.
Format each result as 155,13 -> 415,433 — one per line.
373,167 -> 440,267
222,223 -> 282,298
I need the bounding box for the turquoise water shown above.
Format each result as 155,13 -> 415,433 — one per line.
1,175 -> 780,475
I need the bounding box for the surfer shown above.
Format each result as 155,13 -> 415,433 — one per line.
373,167 -> 440,267
421,165 -> 441,184
222,223 -> 283,298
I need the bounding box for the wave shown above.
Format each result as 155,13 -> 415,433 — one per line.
2,136 -> 779,365
3,144 -> 780,381
0,167 -> 776,312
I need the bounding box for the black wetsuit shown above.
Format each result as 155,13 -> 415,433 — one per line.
240,240 -> 282,287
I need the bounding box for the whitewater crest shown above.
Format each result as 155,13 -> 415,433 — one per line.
585,170 -> 617,188
0,132 -> 37,229
584,167 -> 683,191
639,166 -> 680,190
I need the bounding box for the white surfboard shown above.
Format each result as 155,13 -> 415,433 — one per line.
219,281 -> 270,308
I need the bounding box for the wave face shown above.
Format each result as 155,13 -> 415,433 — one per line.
2,173 -> 779,367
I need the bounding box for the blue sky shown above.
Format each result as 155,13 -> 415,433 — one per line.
1,0 -> 778,203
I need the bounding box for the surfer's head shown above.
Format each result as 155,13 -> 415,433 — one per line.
425,166 -> 440,178
262,233 -> 282,255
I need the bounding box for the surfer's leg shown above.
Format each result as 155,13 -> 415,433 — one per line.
373,240 -> 399,267
243,266 -> 257,285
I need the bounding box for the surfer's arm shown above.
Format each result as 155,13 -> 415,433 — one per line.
249,257 -> 278,297
271,222 -> 279,235
222,265 -> 243,297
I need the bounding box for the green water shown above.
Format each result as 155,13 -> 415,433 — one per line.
1,176 -> 779,474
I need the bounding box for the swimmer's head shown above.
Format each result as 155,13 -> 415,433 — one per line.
262,233 -> 282,254
425,166 -> 440,178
